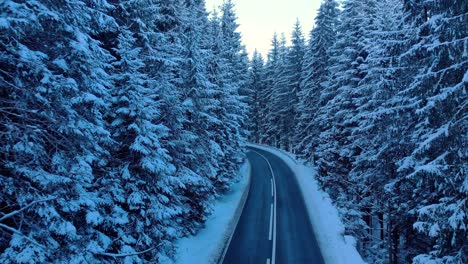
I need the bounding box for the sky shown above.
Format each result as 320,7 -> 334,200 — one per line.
205,0 -> 322,59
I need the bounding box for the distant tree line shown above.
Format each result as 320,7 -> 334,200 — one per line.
0,0 -> 249,262
247,0 -> 467,263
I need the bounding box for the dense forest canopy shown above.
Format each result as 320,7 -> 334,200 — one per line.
0,0 -> 466,263
1,0 -> 248,262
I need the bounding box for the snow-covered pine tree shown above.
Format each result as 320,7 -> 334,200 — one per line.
310,0 -> 467,262
202,7 -> 245,193
260,33 -> 281,145
295,0 -> 339,160
107,26 -> 182,262
218,0 -> 249,178
267,34 -> 290,149
202,9 -> 233,191
396,1 -> 468,262
345,0 -> 417,262
103,1 -> 198,261
281,20 -> 306,152
246,50 -> 266,143
178,0 -> 223,233
314,0 -> 380,243
0,0 -> 117,262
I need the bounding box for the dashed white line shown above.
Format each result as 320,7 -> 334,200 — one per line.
271,178 -> 274,197
266,258 -> 271,264
269,203 -> 273,240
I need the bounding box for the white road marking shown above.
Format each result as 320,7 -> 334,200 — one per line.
269,203 -> 273,240
252,150 -> 277,264
266,258 -> 271,264
271,178 -> 273,197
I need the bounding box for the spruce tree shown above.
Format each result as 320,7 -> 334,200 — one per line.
268,34 -> 290,148
315,0 -> 380,243
261,33 -> 281,145
346,0 -> 416,261
282,20 -> 306,152
247,50 -> 266,143
295,0 -> 339,160
219,0 -> 249,176
0,0 -> 116,261
398,1 -> 468,262
178,0 -> 221,233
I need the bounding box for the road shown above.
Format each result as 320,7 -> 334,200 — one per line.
222,147 -> 325,264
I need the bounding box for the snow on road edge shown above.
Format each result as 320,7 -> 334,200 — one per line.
247,143 -> 366,264
174,160 -> 251,264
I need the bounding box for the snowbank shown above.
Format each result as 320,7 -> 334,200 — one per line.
247,143 -> 366,264
174,160 -> 251,264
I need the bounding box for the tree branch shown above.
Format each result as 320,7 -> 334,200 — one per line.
0,197 -> 57,222
94,245 -> 159,258
0,223 -> 45,248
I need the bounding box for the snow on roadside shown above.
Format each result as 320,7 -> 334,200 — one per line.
174,160 -> 251,264
248,143 -> 366,264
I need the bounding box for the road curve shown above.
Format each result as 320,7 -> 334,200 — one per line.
222,147 -> 324,264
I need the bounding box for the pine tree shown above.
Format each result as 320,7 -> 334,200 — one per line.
397,1 -> 468,262
281,20 -> 306,152
295,0 -> 339,160
220,0 -> 249,141
178,0 -> 222,233
345,0 -> 418,262
107,27 -> 182,261
246,50 -> 266,143
260,33 -> 281,145
218,0 -> 249,179
314,0 -> 380,243
0,0 -> 117,261
203,7 -> 245,192
267,34 -> 290,148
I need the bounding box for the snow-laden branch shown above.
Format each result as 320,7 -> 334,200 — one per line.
94,246 -> 158,258
0,197 -> 57,222
0,223 -> 45,248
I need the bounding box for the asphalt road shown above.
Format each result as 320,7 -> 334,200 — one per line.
222,147 -> 325,264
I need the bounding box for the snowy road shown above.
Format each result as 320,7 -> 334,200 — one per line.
222,147 -> 324,264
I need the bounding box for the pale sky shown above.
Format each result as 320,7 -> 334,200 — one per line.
205,0 -> 322,59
